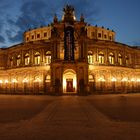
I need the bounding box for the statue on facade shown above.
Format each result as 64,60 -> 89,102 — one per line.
62,5 -> 76,22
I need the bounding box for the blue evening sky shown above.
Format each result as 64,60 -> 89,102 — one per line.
0,0 -> 140,48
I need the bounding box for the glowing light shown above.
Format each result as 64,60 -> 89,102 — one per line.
73,15 -> 76,21
46,65 -> 50,70
121,78 -> 128,82
45,75 -> 51,82
23,78 -> 29,83
34,78 -> 41,82
89,75 -> 94,82
98,77 -> 106,82
137,79 -> 140,82
131,78 -> 135,82
5,80 -> 9,83
73,76 -> 77,90
0,80 -> 3,83
89,65 -> 94,70
63,79 -> 66,91
111,77 -> 117,82
12,79 -> 18,83
63,70 -> 77,93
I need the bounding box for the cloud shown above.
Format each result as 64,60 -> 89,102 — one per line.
0,1 -> 9,33
131,40 -> 140,46
0,0 -> 10,11
0,21 -> 4,33
6,29 -> 22,43
5,0 -> 99,45
6,0 -> 54,43
0,35 -> 5,43
126,39 -> 140,46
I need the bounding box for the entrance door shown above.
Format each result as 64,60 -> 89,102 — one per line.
63,69 -> 77,93
66,79 -> 73,92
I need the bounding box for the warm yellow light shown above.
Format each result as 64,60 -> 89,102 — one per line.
63,79 -> 66,91
137,79 -> 140,82
89,65 -> 94,70
34,78 -> 41,82
12,79 -> 18,83
23,78 -> 29,83
45,75 -> 51,82
73,76 -> 77,90
46,65 -> 50,70
73,15 -> 76,21
89,75 -> 94,82
63,70 -> 77,93
111,77 -> 117,82
98,77 -> 106,82
0,80 -> 3,83
122,77 -> 128,82
5,80 -> 9,83
131,78 -> 135,82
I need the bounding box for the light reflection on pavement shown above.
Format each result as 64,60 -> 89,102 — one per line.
0,94 -> 140,140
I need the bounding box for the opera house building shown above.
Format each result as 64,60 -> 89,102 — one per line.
0,5 -> 140,95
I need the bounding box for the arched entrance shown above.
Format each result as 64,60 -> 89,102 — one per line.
63,69 -> 77,93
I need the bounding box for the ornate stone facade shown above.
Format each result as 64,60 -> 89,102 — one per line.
0,5 -> 139,95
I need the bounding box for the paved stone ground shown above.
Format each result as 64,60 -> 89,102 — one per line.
0,94 -> 140,140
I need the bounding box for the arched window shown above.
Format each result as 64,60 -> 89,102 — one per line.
10,57 -> 14,67
109,52 -> 115,64
118,54 -> 122,65
34,52 -> 40,65
88,51 -> 93,64
98,51 -> 104,64
16,55 -> 21,66
46,75 -> 51,82
45,51 -> 51,64
89,75 -> 94,82
24,53 -> 30,65
125,55 -> 129,65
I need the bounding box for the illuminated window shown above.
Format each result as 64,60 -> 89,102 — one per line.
45,51 -> 51,64
10,57 -> 14,67
25,53 -> 30,65
98,51 -> 104,64
16,55 -> 21,66
34,76 -> 41,82
125,55 -> 129,65
109,52 -> 115,64
34,52 -> 40,65
46,75 -> 51,82
88,51 -> 93,64
118,54 -> 122,65
89,75 -> 94,82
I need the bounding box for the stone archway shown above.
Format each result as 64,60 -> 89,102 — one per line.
63,69 -> 77,93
